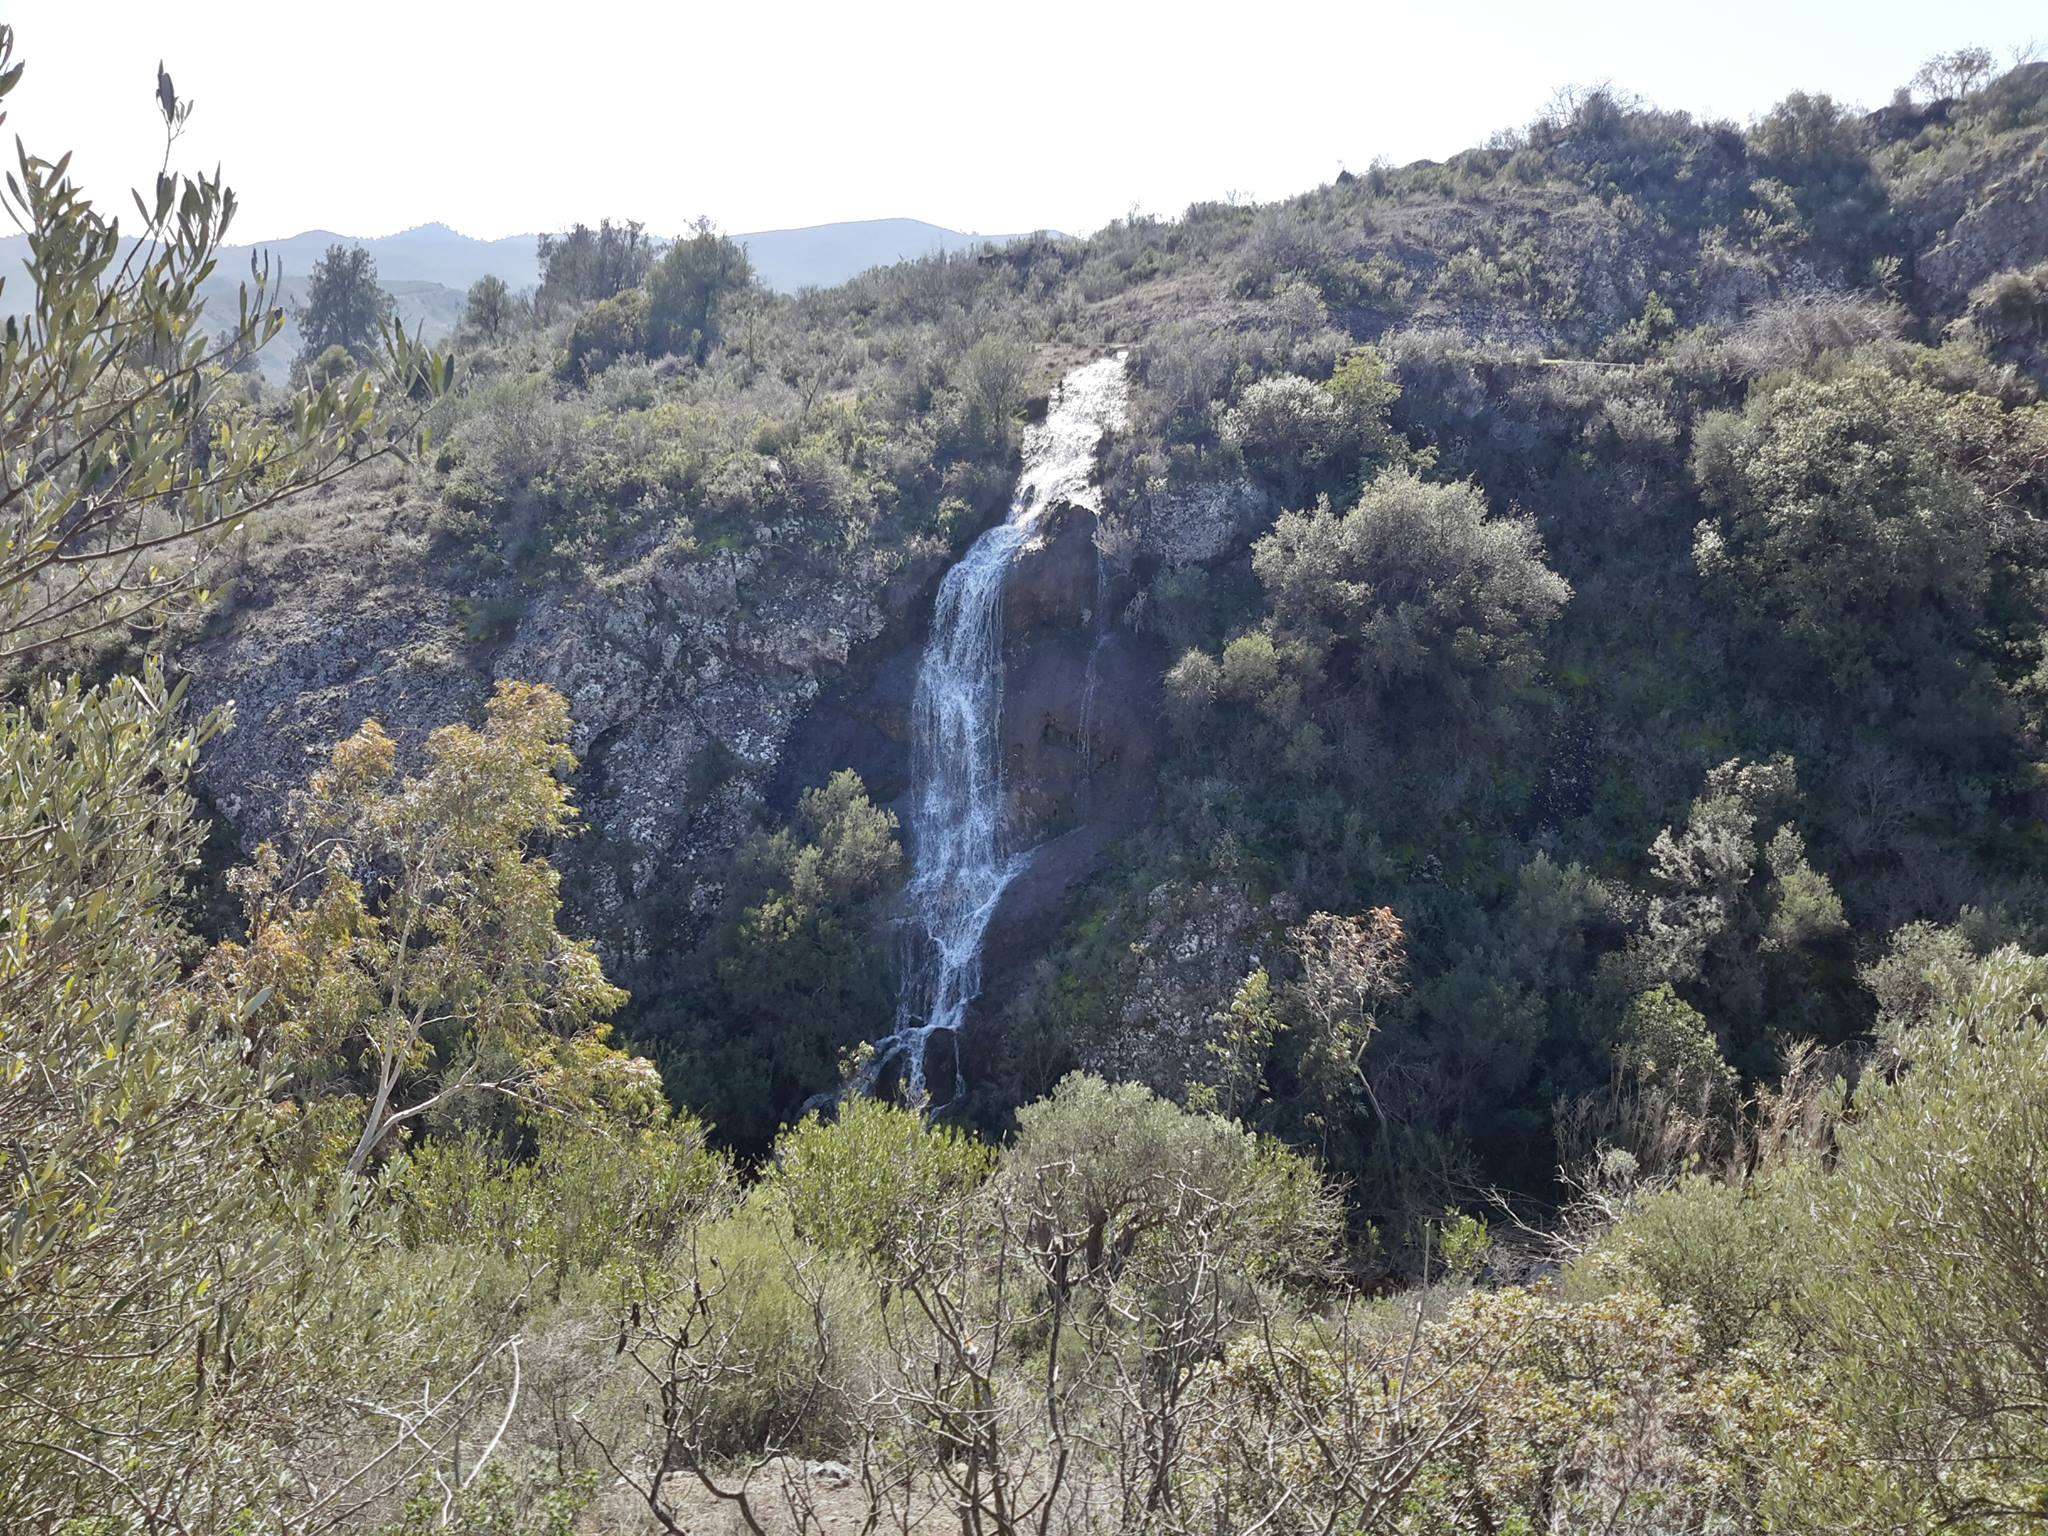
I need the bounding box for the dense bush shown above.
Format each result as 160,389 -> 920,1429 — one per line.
1691,362 -> 2048,689
651,771 -> 904,1147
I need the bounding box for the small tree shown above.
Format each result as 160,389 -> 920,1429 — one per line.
464,272 -> 515,339
958,332 -> 1030,448
646,218 -> 753,363
1284,908 -> 1407,1147
1912,46 -> 1996,102
296,241 -> 393,363
536,217 -> 653,313
204,681 -> 628,1178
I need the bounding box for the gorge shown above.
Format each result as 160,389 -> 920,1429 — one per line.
19,28 -> 2048,1524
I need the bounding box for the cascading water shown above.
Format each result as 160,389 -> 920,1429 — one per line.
877,353 -> 1128,1099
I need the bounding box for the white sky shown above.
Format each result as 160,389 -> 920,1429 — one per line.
5,0 -> 2043,243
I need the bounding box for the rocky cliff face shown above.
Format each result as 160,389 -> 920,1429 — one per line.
1085,879 -> 1296,1098
1880,64 -> 2048,329
985,501 -> 1164,968
185,485 -> 944,963
184,461 -> 1174,1030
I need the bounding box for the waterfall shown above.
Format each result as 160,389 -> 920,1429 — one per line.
877,353 -> 1128,1099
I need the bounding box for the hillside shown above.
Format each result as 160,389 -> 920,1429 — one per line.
14,29 -> 2048,1532
157,57 -> 2048,1147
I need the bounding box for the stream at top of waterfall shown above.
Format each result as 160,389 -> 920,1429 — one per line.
873,353 -> 1129,1101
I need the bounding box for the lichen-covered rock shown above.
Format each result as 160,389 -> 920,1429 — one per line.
1131,479 -> 1275,569
1082,878 -> 1296,1099
1917,165 -> 2048,312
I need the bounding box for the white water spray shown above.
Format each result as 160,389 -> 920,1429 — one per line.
878,353 -> 1128,1098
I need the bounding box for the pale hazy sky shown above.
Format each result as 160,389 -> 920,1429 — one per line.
5,1 -> 2043,243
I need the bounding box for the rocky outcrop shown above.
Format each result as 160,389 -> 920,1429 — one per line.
1128,479 -> 1275,569
1894,65 -> 2048,313
185,504 -> 933,962
987,501 -> 1162,948
1916,152 -> 2048,312
999,500 -> 1158,838
1082,879 -> 1297,1100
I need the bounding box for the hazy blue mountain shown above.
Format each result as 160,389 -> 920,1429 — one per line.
0,216 -> 1050,384
0,216 -> 1049,318
732,218 -> 1051,290
219,223 -> 542,291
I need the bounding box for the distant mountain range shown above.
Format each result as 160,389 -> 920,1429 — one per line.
1,215 -> 1046,308
734,218 -> 1052,291
0,217 -> 1051,380
197,216 -> 1049,294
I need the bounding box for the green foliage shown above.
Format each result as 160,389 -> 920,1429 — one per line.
1252,468 -> 1570,702
1220,374 -> 1352,496
1588,944 -> 2048,1532
1434,1207 -> 1492,1278
659,772 -> 903,1147
1167,463 -> 1570,757
1859,916 -> 2004,1046
1745,91 -> 1891,263
1189,965 -> 1283,1119
1612,755 -> 1850,1052
201,681 -> 629,1177
394,1110 -> 728,1302
562,285 -> 648,377
1586,1166 -> 1814,1356
535,217 -> 652,312
764,1095 -> 996,1267
1197,1281 -> 1827,1535
297,242 -> 394,363
12,32 -> 2048,1528
0,30 -> 462,1524
387,1464 -> 598,1536
0,668 -> 277,1521
1691,363 -> 2048,689
644,219 -> 753,363
1614,984 -> 1738,1112
1791,947 -> 2048,1531
958,330 -> 1031,447
1005,1073 -> 1342,1288
463,273 -> 517,340
1913,46 -> 1998,102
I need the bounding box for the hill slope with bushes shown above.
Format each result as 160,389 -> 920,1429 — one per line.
12,33 -> 2048,1529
